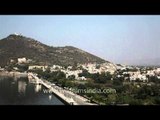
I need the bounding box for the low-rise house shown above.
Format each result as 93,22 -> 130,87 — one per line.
26,59 -> 32,63
50,65 -> 64,72
67,66 -> 73,70
52,65 -> 63,69
0,67 -> 4,71
65,70 -> 83,80
157,76 -> 160,79
138,74 -> 148,82
130,74 -> 148,82
10,59 -> 15,63
147,70 -> 155,76
13,67 -> 19,70
18,57 -> 27,64
28,65 -> 48,71
77,76 -> 87,80
130,76 -> 136,81
156,68 -> 160,72
117,75 -> 122,78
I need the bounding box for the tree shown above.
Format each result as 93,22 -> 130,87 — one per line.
154,97 -> 160,104
148,76 -> 159,83
58,79 -> 66,87
16,64 -> 29,72
98,72 -> 107,83
56,71 -> 66,79
92,72 -> 113,84
72,61 -> 77,70
96,65 -> 100,69
68,75 -> 75,80
106,94 -> 117,105
78,69 -> 90,77
5,65 -> 13,72
78,65 -> 83,70
105,72 -> 112,80
45,67 -> 51,73
136,85 -> 153,99
113,79 -> 122,86
65,81 -> 74,87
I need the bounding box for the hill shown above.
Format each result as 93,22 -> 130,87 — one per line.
0,34 -> 107,67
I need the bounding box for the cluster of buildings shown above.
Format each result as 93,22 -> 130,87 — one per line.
127,71 -> 148,82
78,62 -> 117,74
28,62 -> 117,81
10,57 -> 32,64
0,67 -> 4,71
5,57 -> 160,83
28,65 -> 48,72
117,66 -> 160,82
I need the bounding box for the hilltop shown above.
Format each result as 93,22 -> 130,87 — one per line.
0,34 -> 107,67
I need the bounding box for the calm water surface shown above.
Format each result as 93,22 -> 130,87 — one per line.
0,77 -> 65,105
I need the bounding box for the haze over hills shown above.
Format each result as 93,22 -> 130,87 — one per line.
0,34 -> 107,67
128,58 -> 160,67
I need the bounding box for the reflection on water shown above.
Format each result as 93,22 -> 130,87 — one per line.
18,80 -> 27,95
0,77 -> 64,105
49,95 -> 52,100
35,84 -> 42,93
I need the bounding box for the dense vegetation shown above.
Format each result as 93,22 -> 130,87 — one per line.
30,68 -> 160,105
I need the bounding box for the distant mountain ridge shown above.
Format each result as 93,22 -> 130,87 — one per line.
124,58 -> 160,66
0,34 -> 107,67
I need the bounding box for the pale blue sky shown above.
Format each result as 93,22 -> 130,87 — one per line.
0,15 -> 160,65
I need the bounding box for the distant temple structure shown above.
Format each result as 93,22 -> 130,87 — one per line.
14,33 -> 22,36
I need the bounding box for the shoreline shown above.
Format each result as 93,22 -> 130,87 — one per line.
0,71 -> 28,78
28,73 -> 97,105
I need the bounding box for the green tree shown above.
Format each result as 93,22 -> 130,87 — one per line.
113,79 -> 122,86
136,85 -> 153,99
154,97 -> 160,104
78,69 -> 90,77
106,94 -> 117,105
68,75 -> 75,80
105,72 -> 112,80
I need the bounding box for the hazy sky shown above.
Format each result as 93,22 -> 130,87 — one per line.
0,15 -> 160,65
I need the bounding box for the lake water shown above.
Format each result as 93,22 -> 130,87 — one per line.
0,77 -> 65,105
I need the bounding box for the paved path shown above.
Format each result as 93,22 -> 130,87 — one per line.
28,72 -> 97,105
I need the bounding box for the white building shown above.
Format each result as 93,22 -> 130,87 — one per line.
13,67 -> 18,70
130,74 -> 148,82
28,65 -> 48,71
147,70 -> 155,76
156,68 -> 160,72
0,67 -> 4,71
10,59 -> 15,63
77,76 -> 87,80
130,76 -> 136,81
50,65 -> 63,72
157,76 -> 160,79
18,57 -> 27,64
138,74 -> 148,82
52,65 -> 63,69
14,33 -> 22,36
67,66 -> 73,70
